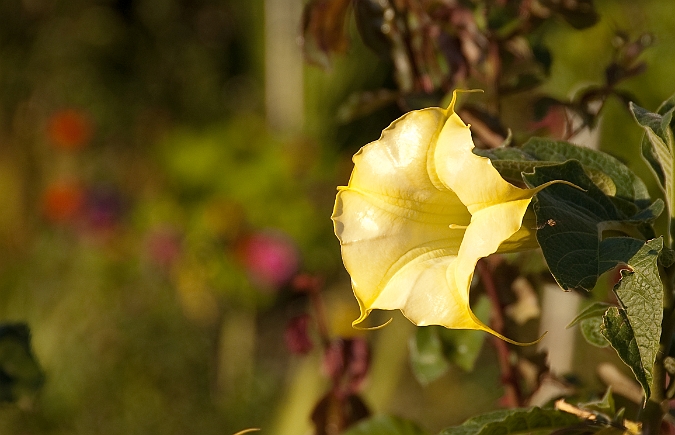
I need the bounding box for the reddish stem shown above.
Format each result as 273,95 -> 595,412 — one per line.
308,285 -> 332,350
477,258 -> 523,407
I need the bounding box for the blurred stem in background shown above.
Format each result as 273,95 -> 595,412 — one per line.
265,0 -> 304,133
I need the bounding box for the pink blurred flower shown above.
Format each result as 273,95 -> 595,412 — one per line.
236,230 -> 300,291
146,227 -> 182,267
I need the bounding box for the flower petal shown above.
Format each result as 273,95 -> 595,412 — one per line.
433,105 -> 535,214
333,108 -> 471,323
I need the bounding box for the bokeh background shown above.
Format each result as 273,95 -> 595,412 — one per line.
0,0 -> 674,434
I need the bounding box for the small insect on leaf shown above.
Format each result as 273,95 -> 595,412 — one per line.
537,219 -> 557,230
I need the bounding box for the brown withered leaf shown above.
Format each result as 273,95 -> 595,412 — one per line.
311,392 -> 370,435
302,0 -> 353,68
540,0 -> 599,29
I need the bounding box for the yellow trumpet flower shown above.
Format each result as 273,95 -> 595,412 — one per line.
332,91 -> 551,342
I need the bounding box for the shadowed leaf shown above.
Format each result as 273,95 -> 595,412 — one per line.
302,0 -> 352,68
0,323 -> 44,403
523,161 -> 652,290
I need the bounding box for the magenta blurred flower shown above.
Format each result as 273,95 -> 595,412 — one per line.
236,230 -> 300,291
84,185 -> 124,231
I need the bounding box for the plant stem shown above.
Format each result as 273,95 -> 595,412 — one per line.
308,284 -> 332,350
477,258 -> 522,407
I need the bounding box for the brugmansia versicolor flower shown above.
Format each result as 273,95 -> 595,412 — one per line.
332,91 -> 552,343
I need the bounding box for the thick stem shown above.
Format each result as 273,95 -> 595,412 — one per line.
643,265 -> 675,434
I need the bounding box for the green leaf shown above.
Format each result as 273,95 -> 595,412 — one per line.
602,308 -> 647,397
342,415 -> 429,435
441,295 -> 490,372
521,138 -> 650,204
409,297 -> 490,383
568,302 -> 612,328
659,246 -> 675,267
0,323 -> 44,403
580,317 -> 610,348
543,0 -> 600,29
601,238 -> 663,400
630,101 -> 675,243
523,161 -> 649,290
568,302 -> 611,348
437,407 -> 582,435
477,138 -> 650,205
409,327 -> 450,385
579,388 -> 616,417
630,100 -> 674,189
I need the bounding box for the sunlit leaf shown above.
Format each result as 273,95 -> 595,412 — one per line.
580,317 -> 610,348
568,302 -> 612,328
568,302 -> 611,348
438,407 -> 582,435
601,238 -> 663,400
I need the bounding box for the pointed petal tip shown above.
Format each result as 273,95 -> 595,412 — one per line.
352,317 -> 393,331
463,312 -> 546,346
490,329 -> 547,347
446,89 -> 484,113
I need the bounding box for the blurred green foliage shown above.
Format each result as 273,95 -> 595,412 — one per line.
0,0 -> 674,434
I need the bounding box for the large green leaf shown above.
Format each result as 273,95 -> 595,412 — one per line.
523,161 -> 654,290
342,415 -> 429,435
437,407 -> 582,435
601,237 -> 663,400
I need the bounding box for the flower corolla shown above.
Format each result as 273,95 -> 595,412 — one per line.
332,91 -> 549,342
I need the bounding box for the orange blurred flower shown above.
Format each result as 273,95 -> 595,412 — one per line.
47,109 -> 93,151
42,180 -> 85,223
